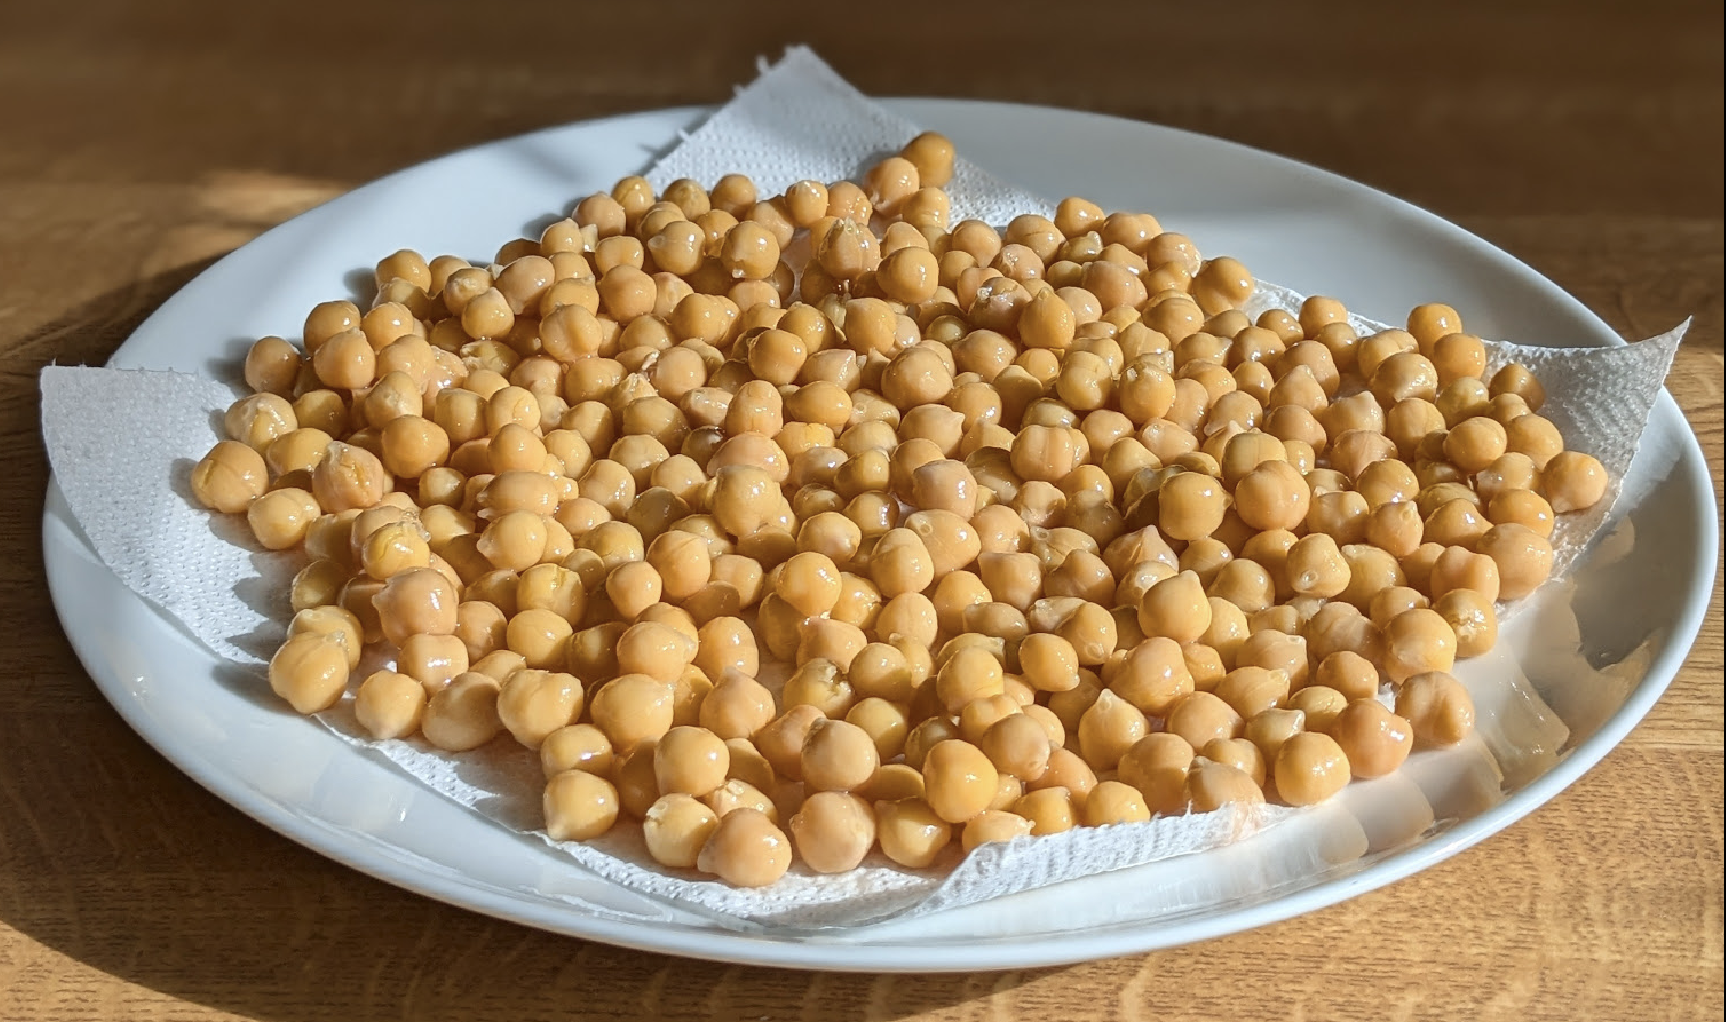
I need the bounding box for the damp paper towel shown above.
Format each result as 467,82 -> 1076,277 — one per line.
40,47 -> 1686,930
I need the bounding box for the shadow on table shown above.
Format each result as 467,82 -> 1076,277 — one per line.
0,269 -> 1053,1022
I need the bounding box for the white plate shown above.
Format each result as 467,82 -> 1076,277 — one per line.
43,99 -> 1718,971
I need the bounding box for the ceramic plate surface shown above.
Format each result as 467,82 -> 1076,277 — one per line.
43,99 -> 1718,971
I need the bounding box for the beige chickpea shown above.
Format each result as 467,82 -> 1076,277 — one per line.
497,669 -> 583,749
373,566 -> 458,646
1212,665 -> 1292,719
352,669 -> 425,739
589,673 -> 676,752
796,717 -> 879,793
1381,607 -> 1458,684
1434,587 -> 1498,658
421,672 -> 504,752
1273,731 -> 1350,806
1137,570 -> 1212,644
1429,545 -> 1502,603
1395,671 -> 1477,747
541,723 -> 614,779
191,440 -> 270,514
1329,699 -> 1414,779
638,793 -> 720,869
1164,691 -> 1243,750
1077,689 -> 1149,771
788,791 -> 876,873
1111,732 -> 1189,814
1083,780 -> 1152,826
543,769 -> 621,842
875,798 -> 953,869
652,725 -> 730,797
1541,450 -> 1609,513
1183,758 -> 1266,813
1475,522 -> 1554,600
697,671 -> 776,740
1284,533 -> 1351,599
961,810 -> 1034,853
1012,787 -> 1076,836
268,632 -> 351,714
922,739 -> 1000,824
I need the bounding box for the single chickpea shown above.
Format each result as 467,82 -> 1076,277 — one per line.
1381,607 -> 1458,684
653,725 -> 730,797
589,673 -> 676,752
268,632 -> 351,714
1490,362 -> 1546,411
543,769 -> 621,841
422,672 -> 504,752
353,669 -> 426,740
1395,671 -> 1477,747
1184,758 -> 1266,813
1329,699 -> 1413,779
496,668 -> 583,749
1273,731 -> 1351,806
640,793 -> 720,869
1428,545 -> 1502,603
922,739 -> 1001,824
191,440 -> 269,513
1212,665 -> 1292,719
1433,587 -> 1498,658
1541,450 -> 1609,513
787,791 -> 876,874
1137,570 -> 1212,644
541,723 -> 614,779
961,810 -> 1034,852
1284,533 -> 1351,599
799,718 -> 880,793
1012,787 -> 1076,835
1077,689 -> 1149,771
1084,780 -> 1152,826
1164,691 -> 1243,749
875,798 -> 953,868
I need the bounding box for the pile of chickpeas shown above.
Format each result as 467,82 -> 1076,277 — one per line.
189,131 -> 1611,888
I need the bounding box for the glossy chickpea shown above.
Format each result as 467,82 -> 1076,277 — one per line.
1428,545 -> 1501,603
1212,664 -> 1292,719
1273,731 -> 1350,806
1395,671 -> 1477,747
1183,758 -> 1266,813
589,673 -> 676,752
1137,570 -> 1212,644
543,769 -> 621,842
1379,607 -> 1457,684
1164,691 -> 1243,749
1233,460 -> 1309,532
875,798 -> 953,869
799,717 -> 880,794
497,669 -> 583,748
541,723 -> 614,779
1541,450 -> 1608,513
1011,787 -> 1076,836
1076,689 -> 1148,771
421,672 -> 504,752
1329,699 -> 1413,779
1083,780 -> 1152,826
694,807 -> 792,887
1475,522 -> 1553,600
1490,363 -> 1546,412
268,632 -> 351,714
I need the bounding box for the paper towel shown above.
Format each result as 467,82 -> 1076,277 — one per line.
39,48 -> 1686,931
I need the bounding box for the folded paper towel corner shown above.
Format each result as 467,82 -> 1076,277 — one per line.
38,46 -> 1687,932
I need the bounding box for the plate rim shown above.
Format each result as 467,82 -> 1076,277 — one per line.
42,96 -> 1721,972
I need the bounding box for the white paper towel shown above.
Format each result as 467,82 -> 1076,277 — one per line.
39,47 -> 1686,931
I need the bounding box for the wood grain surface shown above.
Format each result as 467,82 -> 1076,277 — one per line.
1,2 -> 1720,1019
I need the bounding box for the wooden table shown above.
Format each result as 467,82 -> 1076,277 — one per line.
2,3 -> 1719,1019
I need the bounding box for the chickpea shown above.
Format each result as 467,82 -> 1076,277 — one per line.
1380,607 -> 1457,684
543,769 -> 621,842
1212,665 -> 1291,719
1164,691 -> 1243,749
1077,689 -> 1149,771
1328,698 -> 1413,779
422,672 -> 504,752
1012,787 -> 1077,835
1285,533 -> 1351,599
1475,522 -> 1554,600
922,739 -> 1000,824
1272,731 -> 1350,806
1541,450 -> 1608,513
541,723 -> 614,779
1434,587 -> 1498,658
875,798 -> 953,868
1429,545 -> 1501,603
1137,570 -> 1212,644
268,631 -> 351,714
191,440 -> 269,513
1184,758 -> 1266,813
1077,780 -> 1148,827
1395,671 -> 1477,747
589,673 -> 675,752
495,668 -> 582,748
960,810 -> 1034,853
